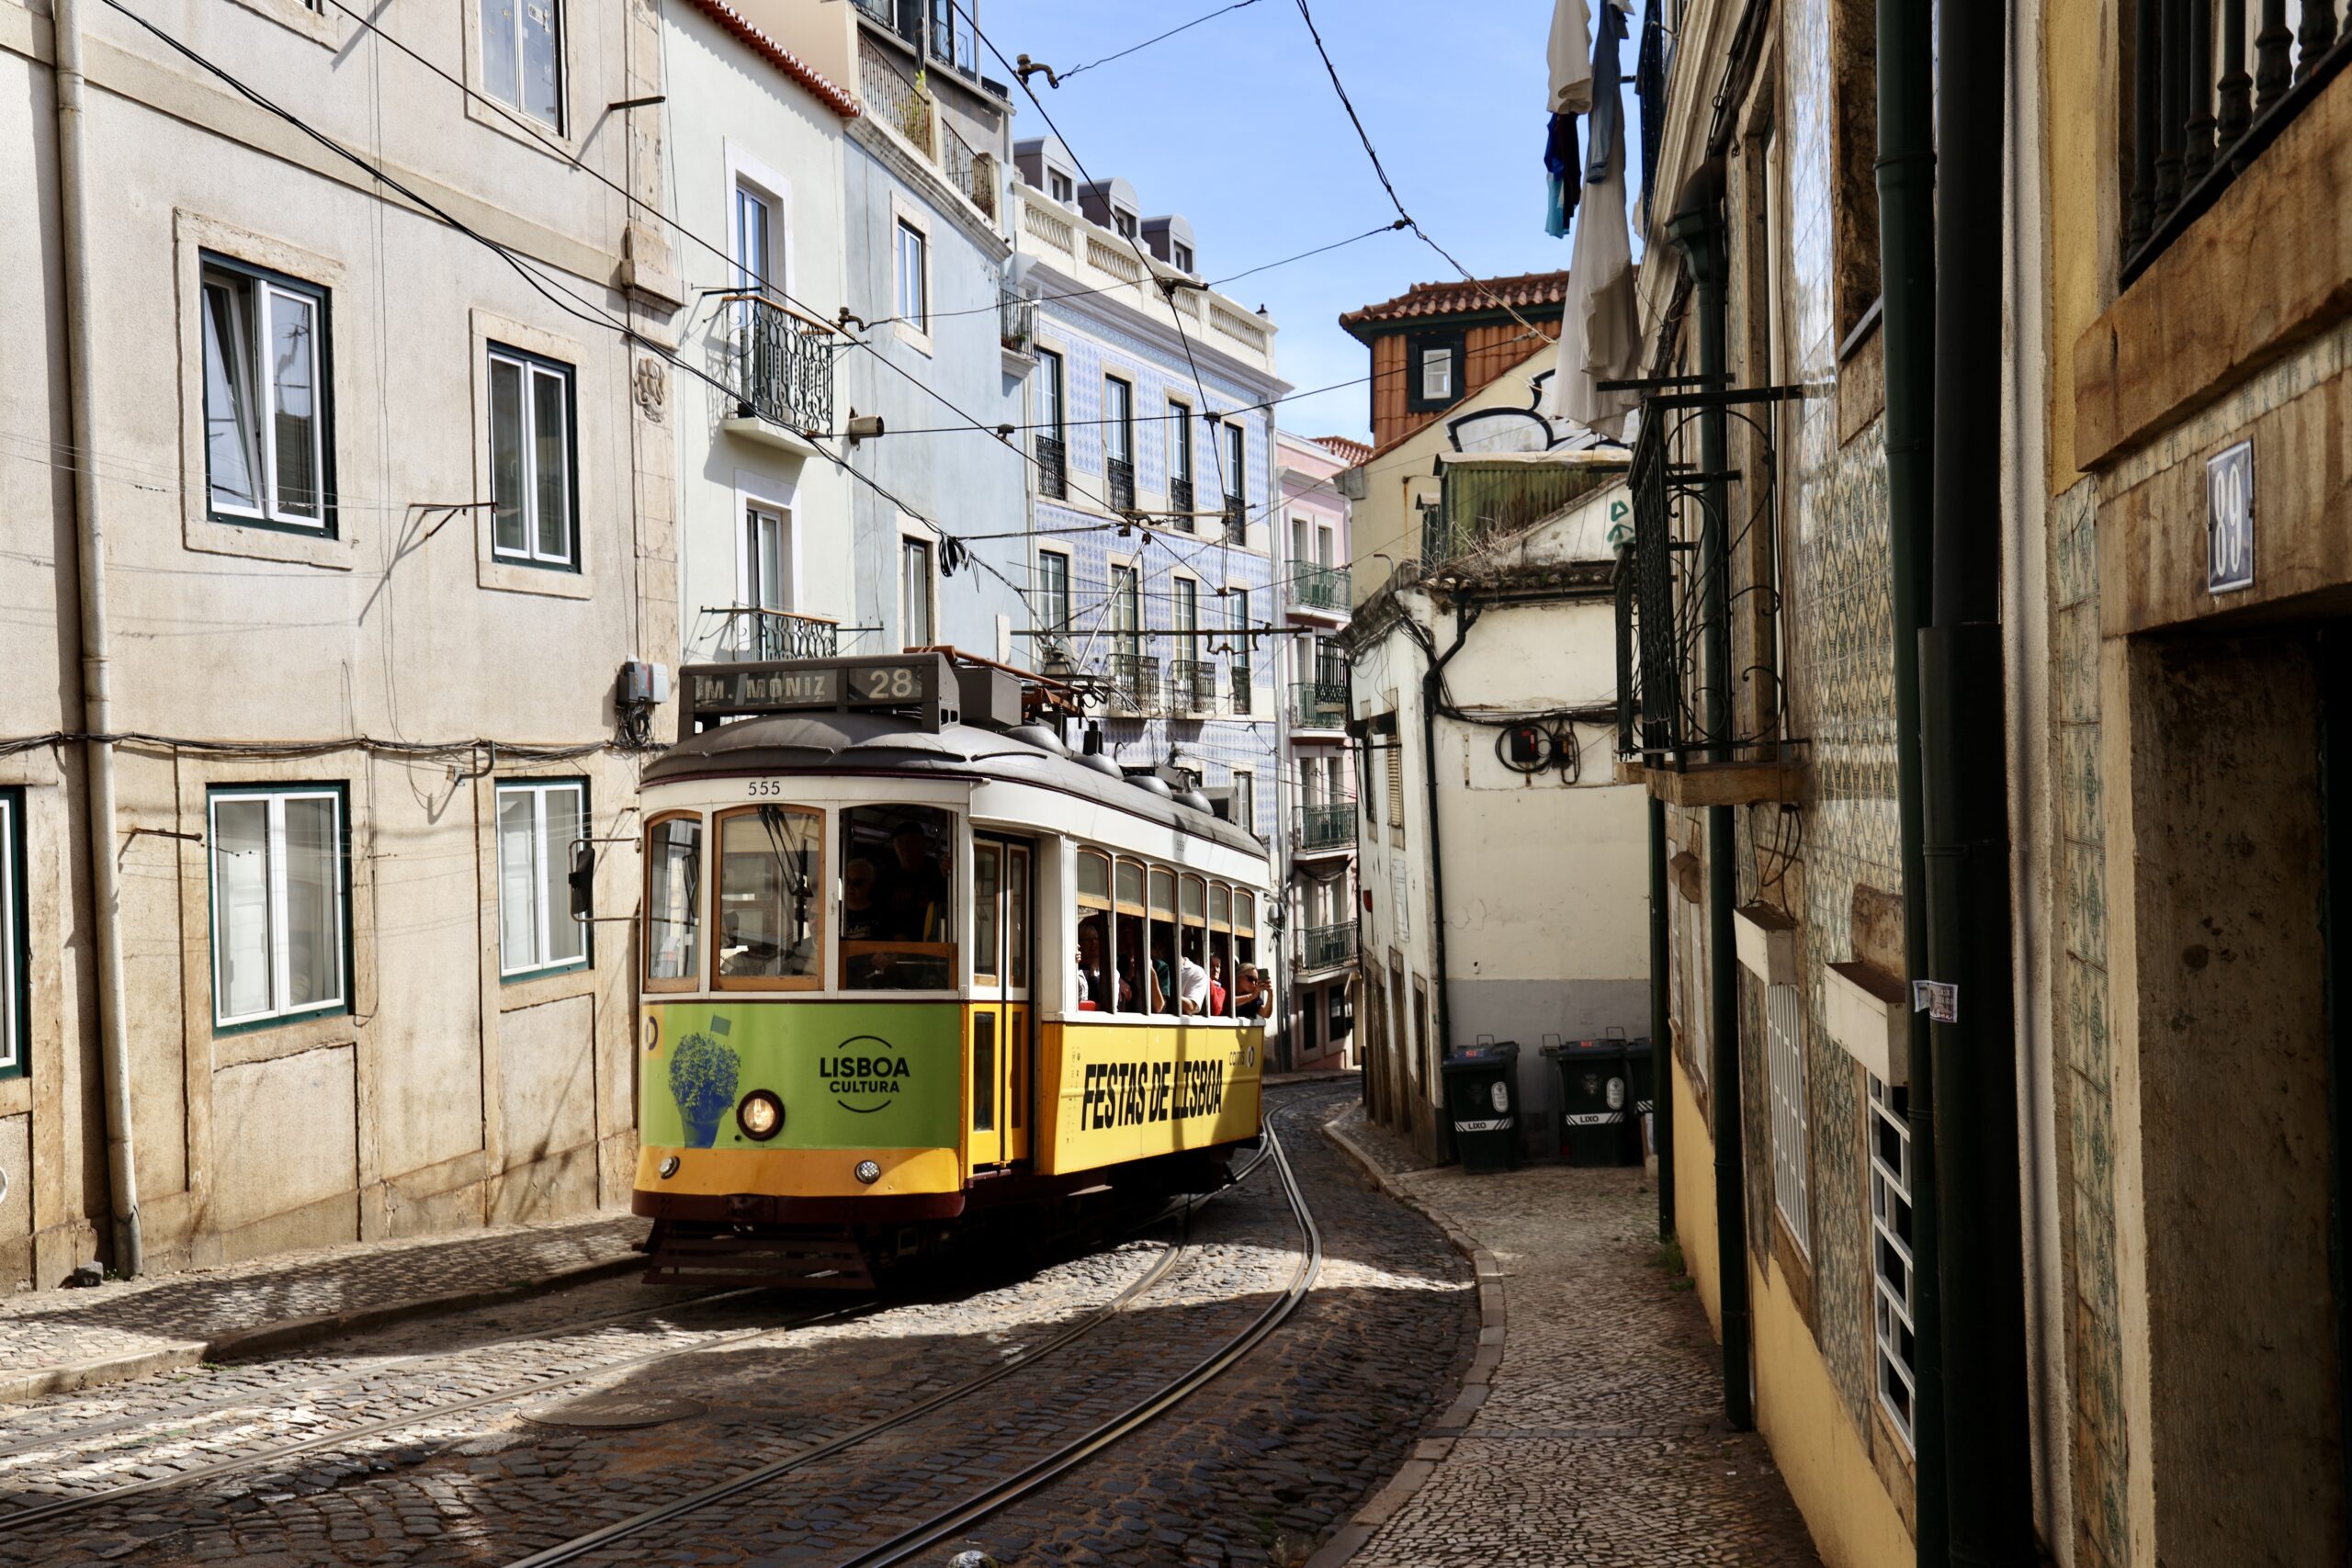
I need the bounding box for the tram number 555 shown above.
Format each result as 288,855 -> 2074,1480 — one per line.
746,778 -> 789,797
854,666 -> 924,702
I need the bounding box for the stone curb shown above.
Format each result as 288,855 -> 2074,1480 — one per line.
1308,1113 -> 1506,1568
1262,1068 -> 1358,1089
0,1252 -> 643,1407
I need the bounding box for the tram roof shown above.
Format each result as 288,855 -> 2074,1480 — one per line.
642,711 -> 1270,862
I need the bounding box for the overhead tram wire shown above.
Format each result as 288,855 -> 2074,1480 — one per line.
311,0 -> 1384,572
1046,0 -> 1267,82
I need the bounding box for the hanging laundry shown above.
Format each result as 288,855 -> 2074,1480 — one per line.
1547,0 -> 1595,114
1544,112 -> 1582,239
1636,0 -> 1668,229
1549,0 -> 1641,439
1586,0 -> 1628,186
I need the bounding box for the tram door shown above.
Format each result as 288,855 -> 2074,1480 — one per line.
968,837 -> 1034,1168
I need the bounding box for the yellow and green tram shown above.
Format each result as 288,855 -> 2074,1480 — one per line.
632,654 -> 1272,1284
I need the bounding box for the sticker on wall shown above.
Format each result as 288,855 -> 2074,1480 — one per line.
2207,439 -> 2254,594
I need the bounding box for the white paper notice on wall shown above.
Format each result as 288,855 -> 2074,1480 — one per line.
1912,980 -> 1959,1024
2207,439 -> 2254,595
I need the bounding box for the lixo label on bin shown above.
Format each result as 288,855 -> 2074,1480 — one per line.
1454,1118 -> 1511,1133
1563,1111 -> 1623,1126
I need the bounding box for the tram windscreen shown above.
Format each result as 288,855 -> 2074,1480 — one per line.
646,816 -> 703,986
716,807 -> 821,983
840,805 -> 955,989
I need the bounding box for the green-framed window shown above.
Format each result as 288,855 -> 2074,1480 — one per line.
497,778 -> 590,980
0,788 -> 26,1079
488,343 -> 580,570
199,252 -> 336,536
208,784 -> 351,1032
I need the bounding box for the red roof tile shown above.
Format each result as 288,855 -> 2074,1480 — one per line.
1314,435 -> 1373,467
1338,269 -> 1575,336
683,0 -> 861,118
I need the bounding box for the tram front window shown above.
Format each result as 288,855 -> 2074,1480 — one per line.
646,815 -> 703,987
715,806 -> 822,986
841,805 -> 955,989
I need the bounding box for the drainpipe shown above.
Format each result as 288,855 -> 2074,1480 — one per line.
51,0 -> 143,1278
1667,164 -> 1750,1432
1923,2 -> 2035,1562
1422,601 -> 1477,1164
1876,0 -> 1939,1553
1649,794 -> 1674,1242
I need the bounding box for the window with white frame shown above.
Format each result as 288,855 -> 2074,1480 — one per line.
497,780 -> 589,978
488,344 -> 577,569
735,185 -> 777,298
1870,1076 -> 1917,1445
900,536 -> 934,649
739,503 -> 787,651
1037,549 -> 1071,635
896,219 -> 929,331
1172,576 -> 1197,639
1420,342 -> 1453,400
209,786 -> 346,1029
200,255 -> 330,532
1047,170 -> 1074,203
1110,563 -> 1141,666
1171,241 -> 1194,274
0,789 -> 23,1079
481,0 -> 564,130
1767,980 -> 1810,1254
1222,420 -> 1247,511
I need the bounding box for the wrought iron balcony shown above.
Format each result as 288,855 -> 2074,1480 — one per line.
1289,679 -> 1347,731
2121,4 -> 2348,281
1297,921 -> 1353,973
1035,434 -> 1067,500
720,608 -> 840,660
1224,492 -> 1247,534
1109,651 -> 1160,714
861,45 -> 931,150
943,122 -> 997,218
1230,659 -> 1253,715
1295,801 -> 1356,854
1169,475 -> 1193,526
1000,290 -> 1035,355
1289,561 -> 1351,615
1169,658 -> 1216,715
732,297 -> 836,438
1108,457 -> 1136,513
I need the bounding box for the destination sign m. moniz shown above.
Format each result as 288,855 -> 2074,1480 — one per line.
682,654 -> 957,736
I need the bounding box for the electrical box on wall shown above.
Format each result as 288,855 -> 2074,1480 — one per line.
620,660 -> 671,705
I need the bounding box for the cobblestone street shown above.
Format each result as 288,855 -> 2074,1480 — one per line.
0,1084 -> 1476,1567
1324,1105 -> 1821,1568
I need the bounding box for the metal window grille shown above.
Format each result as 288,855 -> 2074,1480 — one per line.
1767,981 -> 1810,1255
1869,1075 -> 1917,1447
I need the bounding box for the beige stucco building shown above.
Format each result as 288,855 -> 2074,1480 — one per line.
0,0 -> 685,1283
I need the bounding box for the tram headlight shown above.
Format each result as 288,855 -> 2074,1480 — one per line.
854,1159 -> 883,1185
736,1090 -> 785,1142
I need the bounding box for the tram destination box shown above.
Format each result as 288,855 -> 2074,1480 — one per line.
683,653 -> 958,735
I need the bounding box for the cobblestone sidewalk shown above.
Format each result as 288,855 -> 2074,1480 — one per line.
1318,1107 -> 1822,1568
0,1213 -> 649,1404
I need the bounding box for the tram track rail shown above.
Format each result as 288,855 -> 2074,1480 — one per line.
500,1122 -> 1317,1568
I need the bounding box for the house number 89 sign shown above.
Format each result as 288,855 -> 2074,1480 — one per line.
2207,440 -> 2254,595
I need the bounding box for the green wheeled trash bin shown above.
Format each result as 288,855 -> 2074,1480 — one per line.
1545,1038 -> 1640,1167
1442,1043 -> 1522,1173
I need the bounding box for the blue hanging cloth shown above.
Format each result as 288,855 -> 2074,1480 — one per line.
1544,112 -> 1582,238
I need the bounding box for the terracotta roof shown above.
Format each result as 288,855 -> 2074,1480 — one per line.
683,0 -> 861,118
1314,435 -> 1373,467
1338,269 -> 1575,337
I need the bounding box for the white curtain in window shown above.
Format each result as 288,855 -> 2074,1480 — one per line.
544,787 -> 585,965
213,799 -> 274,1021
491,357 -> 527,555
282,795 -> 342,1010
498,790 -> 538,968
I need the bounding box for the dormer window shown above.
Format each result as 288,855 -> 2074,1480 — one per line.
1406,328 -> 1466,412
1172,242 -> 1194,274
1421,345 -> 1453,400
1114,209 -> 1138,240
1049,170 -> 1073,203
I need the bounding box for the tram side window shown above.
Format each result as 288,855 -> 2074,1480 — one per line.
1234,890 -> 1266,1020
1210,882 -> 1234,1018
715,806 -> 822,987
1075,848 -> 1116,1011
1148,867 -> 1178,1015
840,805 -> 955,989
1179,875 -> 1209,1016
646,814 -> 703,988
1114,858 -> 1148,1015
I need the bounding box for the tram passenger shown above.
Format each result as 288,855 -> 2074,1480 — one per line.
1076,915 -> 1124,1011
883,819 -> 948,941
842,858 -> 884,941
1233,964 -> 1268,1020
1208,955 -> 1229,1016
1153,928 -> 1211,1015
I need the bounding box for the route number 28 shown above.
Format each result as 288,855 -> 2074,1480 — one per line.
855,666 -> 922,701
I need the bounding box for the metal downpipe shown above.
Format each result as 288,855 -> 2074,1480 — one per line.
1876,0 -> 1939,1552
1668,167 -> 1750,1432
1925,0 -> 2035,1561
1650,794 -> 1675,1242
51,0 -> 142,1277
1422,603 -> 1478,1165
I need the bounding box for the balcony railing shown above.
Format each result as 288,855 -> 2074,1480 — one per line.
1169,658 -> 1216,715
1290,679 -> 1347,731
1170,475 -> 1193,525
1224,493 -> 1247,534
733,297 -> 836,437
1298,921 -> 1353,973
1230,660 -> 1253,715
2121,4 -> 2350,280
1426,457 -> 1615,567
1108,457 -> 1136,513
717,608 -> 840,660
861,46 -> 932,151
943,122 -> 997,218
1035,434 -> 1067,500
1296,801 -> 1356,853
1000,290 -> 1035,355
1110,651 -> 1159,714
1289,562 -> 1351,614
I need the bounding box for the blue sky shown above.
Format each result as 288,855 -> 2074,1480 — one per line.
980,0 -> 1639,443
